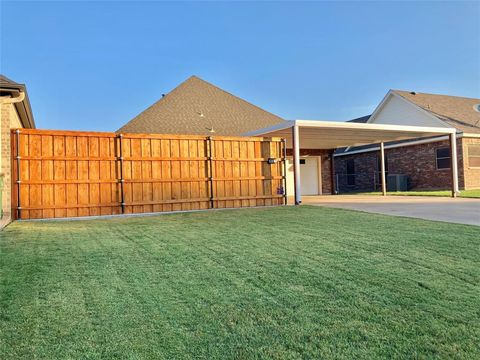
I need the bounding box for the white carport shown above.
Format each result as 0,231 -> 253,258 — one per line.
245,120 -> 458,204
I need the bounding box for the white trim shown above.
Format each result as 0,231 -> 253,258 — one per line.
463,133 -> 480,138
244,119 -> 455,137
294,119 -> 454,133
390,92 -> 451,128
366,90 -> 394,125
243,121 -> 294,136
367,90 -> 451,129
292,125 -> 301,205
450,133 -> 459,195
317,156 -> 323,195
334,134 -> 465,157
380,142 -> 386,196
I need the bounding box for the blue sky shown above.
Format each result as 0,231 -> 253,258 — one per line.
1,1 -> 479,131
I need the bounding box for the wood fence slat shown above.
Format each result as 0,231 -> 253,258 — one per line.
12,129 -> 285,219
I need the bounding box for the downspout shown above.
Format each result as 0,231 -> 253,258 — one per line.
0,91 -> 26,167
0,91 -> 25,169
0,90 -> 25,104
0,91 -> 25,220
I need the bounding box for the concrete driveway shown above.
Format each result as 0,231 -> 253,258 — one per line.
301,195 -> 480,226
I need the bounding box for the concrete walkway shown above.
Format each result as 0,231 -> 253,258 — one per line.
302,195 -> 480,226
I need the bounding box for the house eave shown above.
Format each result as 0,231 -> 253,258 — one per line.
0,84 -> 35,129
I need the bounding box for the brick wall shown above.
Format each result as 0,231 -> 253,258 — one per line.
1,103 -> 22,224
334,138 -> 469,192
334,152 -> 378,192
1,104 -> 12,222
462,137 -> 480,190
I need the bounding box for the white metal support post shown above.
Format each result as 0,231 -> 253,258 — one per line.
292,125 -> 302,205
449,132 -> 459,198
380,142 -> 387,196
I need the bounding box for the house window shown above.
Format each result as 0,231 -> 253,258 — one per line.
436,147 -> 451,170
377,153 -> 389,173
467,145 -> 480,168
346,159 -> 355,186
300,159 -> 306,165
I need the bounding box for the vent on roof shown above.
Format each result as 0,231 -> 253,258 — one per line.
474,104 -> 480,113
410,91 -> 417,95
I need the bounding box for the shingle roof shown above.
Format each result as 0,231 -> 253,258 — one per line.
393,90 -> 480,134
336,90 -> 480,155
347,115 -> 370,124
117,76 -> 285,136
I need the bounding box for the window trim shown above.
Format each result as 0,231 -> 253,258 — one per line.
435,147 -> 451,170
467,144 -> 480,169
346,159 -> 355,186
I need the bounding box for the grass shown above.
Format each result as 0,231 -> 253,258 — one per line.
347,189 -> 480,198
1,206 -> 479,359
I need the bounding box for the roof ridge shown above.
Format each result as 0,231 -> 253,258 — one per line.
117,76 -> 284,135
185,75 -> 285,120
393,89 -> 480,102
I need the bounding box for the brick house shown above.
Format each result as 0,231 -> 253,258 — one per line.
334,90 -> 480,192
0,75 -> 35,224
120,78 -> 467,198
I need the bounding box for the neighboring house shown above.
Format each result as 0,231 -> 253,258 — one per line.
118,75 -> 285,136
0,75 -> 35,224
334,90 -> 480,192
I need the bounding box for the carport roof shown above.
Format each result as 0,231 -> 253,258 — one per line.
244,120 -> 456,149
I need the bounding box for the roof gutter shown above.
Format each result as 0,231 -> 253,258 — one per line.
0,90 -> 25,104
463,133 -> 480,138
0,88 -> 35,128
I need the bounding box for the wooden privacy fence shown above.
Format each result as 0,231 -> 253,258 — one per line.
12,129 -> 287,220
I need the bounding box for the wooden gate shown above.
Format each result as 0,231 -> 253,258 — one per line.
12,129 -> 286,219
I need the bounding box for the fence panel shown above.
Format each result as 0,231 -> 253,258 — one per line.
120,134 -> 211,214
12,129 -> 120,219
12,129 -> 286,220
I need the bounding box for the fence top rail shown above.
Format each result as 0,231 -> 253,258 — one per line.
120,133 -> 284,142
12,128 -> 117,137
12,129 -> 284,142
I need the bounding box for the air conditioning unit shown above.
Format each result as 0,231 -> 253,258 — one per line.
387,174 -> 409,192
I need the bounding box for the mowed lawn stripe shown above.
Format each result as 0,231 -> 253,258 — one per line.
1,206 -> 479,359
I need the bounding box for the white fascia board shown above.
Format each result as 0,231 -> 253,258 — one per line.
463,133 -> 480,138
334,133 -> 464,157
390,91 -> 451,128
293,119 -> 455,134
244,118 -> 456,138
366,90 -> 394,124
242,120 -> 295,136
368,90 -> 451,129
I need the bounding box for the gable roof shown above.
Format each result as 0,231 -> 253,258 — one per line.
336,90 -> 480,156
0,75 -> 35,128
392,90 -> 480,134
117,76 -> 285,136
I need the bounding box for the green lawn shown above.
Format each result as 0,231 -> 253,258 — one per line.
1,206 -> 479,359
347,189 -> 480,198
